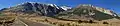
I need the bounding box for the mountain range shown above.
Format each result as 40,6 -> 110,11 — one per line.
0,2 -> 120,26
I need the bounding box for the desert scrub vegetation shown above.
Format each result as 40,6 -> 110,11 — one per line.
0,13 -> 16,26
0,13 -> 6,16
103,22 -> 108,24
0,17 -> 15,26
28,17 -> 103,26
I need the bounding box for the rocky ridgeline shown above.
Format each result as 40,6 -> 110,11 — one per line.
0,2 -> 71,16
79,4 -> 117,16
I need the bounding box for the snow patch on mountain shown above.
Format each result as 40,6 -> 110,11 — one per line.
60,6 -> 72,10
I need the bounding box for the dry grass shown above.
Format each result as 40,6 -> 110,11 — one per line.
1,12 -> 120,26
25,17 -> 120,26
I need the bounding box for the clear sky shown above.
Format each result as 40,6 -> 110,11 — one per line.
0,0 -> 120,14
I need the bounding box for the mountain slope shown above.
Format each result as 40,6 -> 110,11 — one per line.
56,4 -> 119,21
0,2 -> 66,16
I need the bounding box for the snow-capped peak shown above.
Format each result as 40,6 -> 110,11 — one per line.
47,4 -> 54,7
53,4 -> 60,9
60,6 -> 72,10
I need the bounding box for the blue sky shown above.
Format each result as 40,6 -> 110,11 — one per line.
0,0 -> 120,14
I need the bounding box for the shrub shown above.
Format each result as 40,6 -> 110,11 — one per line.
103,22 -> 108,24
89,20 -> 93,23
